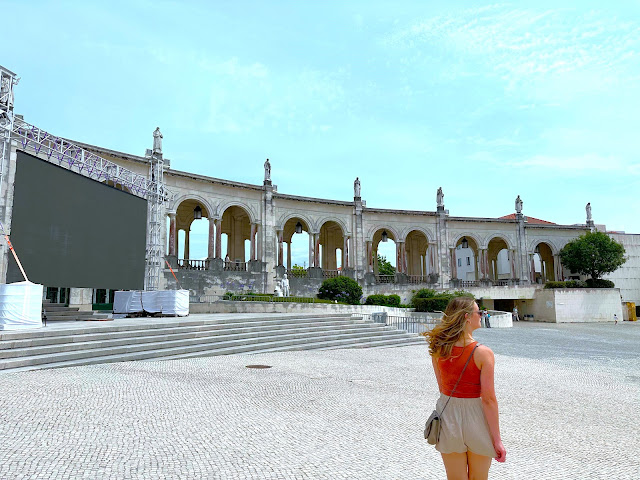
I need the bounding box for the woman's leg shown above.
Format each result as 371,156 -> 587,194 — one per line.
467,451 -> 492,480
441,452 -> 469,480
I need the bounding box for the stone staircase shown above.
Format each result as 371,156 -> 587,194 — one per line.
42,301 -> 110,322
0,314 -> 424,372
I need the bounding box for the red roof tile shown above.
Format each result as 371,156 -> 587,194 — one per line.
498,214 -> 556,225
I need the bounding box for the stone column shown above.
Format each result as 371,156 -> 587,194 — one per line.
553,255 -> 561,281
516,212 -> 529,284
277,229 -> 283,266
366,241 -> 373,273
429,242 -> 437,275
314,233 -> 320,268
343,236 -> 349,268
436,206 -> 450,287
287,241 -> 292,270
262,180 -> 277,292
530,254 -> 536,283
184,229 -> 190,260
309,233 -> 314,268
168,213 -> 177,256
450,247 -> 457,279
215,218 -> 222,258
482,249 -> 489,279
353,198 -> 365,280
510,249 -> 516,279
251,223 -> 258,261
207,217 -> 215,259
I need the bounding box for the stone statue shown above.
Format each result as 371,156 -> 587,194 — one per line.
586,202 -> 592,222
152,127 -> 163,154
264,158 -> 271,182
515,195 -> 523,214
0,77 -> 12,108
354,177 -> 361,198
281,273 -> 290,297
437,187 -> 444,207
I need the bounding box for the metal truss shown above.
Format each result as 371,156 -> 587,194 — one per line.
1,66 -> 19,199
11,117 -> 173,203
144,152 -> 165,291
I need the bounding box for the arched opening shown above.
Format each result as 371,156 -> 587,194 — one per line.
371,228 -> 397,283
172,199 -> 210,269
487,237 -> 511,285
318,221 -> 345,277
282,217 -> 310,276
531,242 -> 555,284
453,236 -> 479,284
221,205 -> 252,271
405,230 -> 431,283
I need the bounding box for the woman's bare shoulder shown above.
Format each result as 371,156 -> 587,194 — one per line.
475,344 -> 494,360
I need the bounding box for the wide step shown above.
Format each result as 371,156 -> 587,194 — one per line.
0,314 -> 423,372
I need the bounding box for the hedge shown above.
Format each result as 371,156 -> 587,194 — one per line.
544,279 -> 615,289
317,276 -> 363,305
365,294 -> 401,307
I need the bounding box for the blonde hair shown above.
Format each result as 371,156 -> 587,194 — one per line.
424,296 -> 477,358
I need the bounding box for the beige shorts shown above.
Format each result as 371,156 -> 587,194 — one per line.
435,394 -> 496,458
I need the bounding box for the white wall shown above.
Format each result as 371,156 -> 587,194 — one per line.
532,288 -> 623,323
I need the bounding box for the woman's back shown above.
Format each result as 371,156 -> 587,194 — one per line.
437,341 -> 481,398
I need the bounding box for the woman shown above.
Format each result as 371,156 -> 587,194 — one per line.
425,297 -> 506,479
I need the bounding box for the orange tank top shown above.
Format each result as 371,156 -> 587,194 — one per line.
437,341 -> 482,398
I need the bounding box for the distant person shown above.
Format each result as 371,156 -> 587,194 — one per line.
485,309 -> 491,328
480,308 -> 487,328
614,314 -> 618,325
425,297 -> 506,478
512,306 -> 519,322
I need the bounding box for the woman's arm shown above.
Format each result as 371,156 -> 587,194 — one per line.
478,347 -> 506,462
431,356 -> 442,392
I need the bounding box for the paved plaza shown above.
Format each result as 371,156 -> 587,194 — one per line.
1,320 -> 639,479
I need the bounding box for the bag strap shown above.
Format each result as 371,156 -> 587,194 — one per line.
438,343 -> 480,416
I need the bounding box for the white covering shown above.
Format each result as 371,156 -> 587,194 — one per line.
0,281 -> 44,330
113,290 -> 189,316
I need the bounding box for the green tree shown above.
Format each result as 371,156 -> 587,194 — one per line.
377,254 -> 396,276
317,276 -> 362,305
559,231 -> 626,280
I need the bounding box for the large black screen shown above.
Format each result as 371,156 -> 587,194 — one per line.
6,150 -> 147,289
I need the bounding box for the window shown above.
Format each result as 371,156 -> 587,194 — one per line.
466,257 -> 471,266
458,258 -> 461,267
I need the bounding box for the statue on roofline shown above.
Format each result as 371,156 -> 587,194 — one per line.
152,127 -> 163,154
264,158 -> 271,182
586,202 -> 592,222
354,177 -> 361,198
515,195 -> 523,214
437,187 -> 444,207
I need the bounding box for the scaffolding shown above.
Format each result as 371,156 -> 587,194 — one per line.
1,63 -> 172,290
0,66 -> 19,200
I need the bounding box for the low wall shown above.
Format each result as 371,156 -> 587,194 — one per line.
189,301 -> 513,328
531,288 -> 623,323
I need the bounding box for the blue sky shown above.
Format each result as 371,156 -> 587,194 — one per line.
4,1 -> 640,262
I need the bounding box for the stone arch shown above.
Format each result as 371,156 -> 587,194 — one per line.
487,235 -> 513,282
369,227 -> 399,276
171,194 -> 214,219
218,200 -> 257,224
450,232 -> 483,249
451,234 -> 481,281
318,220 -> 346,270
528,238 -> 559,255
366,225 -> 400,242
277,212 -> 315,233
484,233 -> 514,251
529,241 -> 557,284
404,229 -> 432,277
399,226 -> 434,244
315,216 -> 349,237
221,205 -> 254,263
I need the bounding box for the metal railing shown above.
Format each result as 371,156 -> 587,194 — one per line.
224,261 -> 247,272
177,259 -> 209,270
375,275 -> 396,284
189,294 -> 319,303
408,275 -> 427,284
359,312 -> 441,335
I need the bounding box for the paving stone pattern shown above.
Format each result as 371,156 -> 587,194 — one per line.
0,321 -> 639,479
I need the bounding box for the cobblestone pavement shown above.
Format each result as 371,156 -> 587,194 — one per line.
1,321 -> 638,479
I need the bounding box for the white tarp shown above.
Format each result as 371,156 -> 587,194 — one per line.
0,281 -> 43,330
113,290 -> 189,316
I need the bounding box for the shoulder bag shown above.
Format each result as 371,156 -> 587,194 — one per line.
424,343 -> 480,445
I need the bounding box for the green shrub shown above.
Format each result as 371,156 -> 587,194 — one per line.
585,278 -> 615,288
365,294 -> 401,307
412,290 -> 475,312
317,276 -> 362,305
